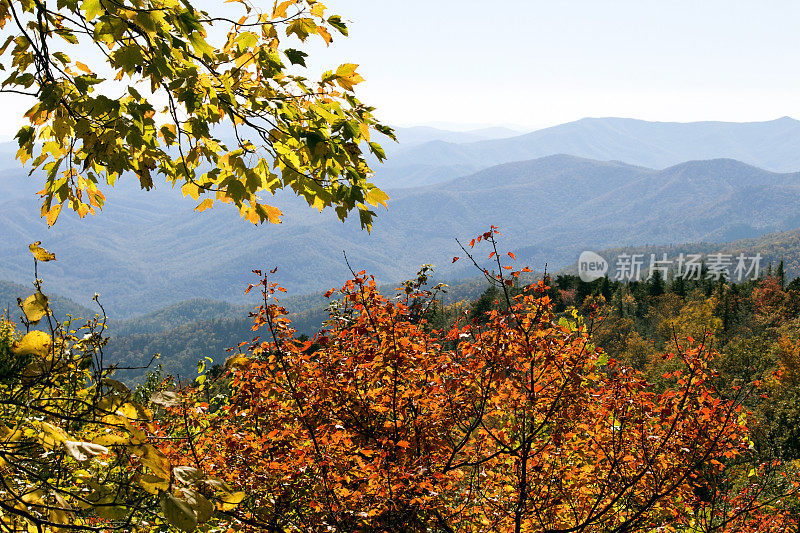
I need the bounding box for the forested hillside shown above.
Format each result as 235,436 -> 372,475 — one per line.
4,155 -> 800,317
542,267 -> 800,464
0,280 -> 95,324
4,228 -> 787,384
559,228 -> 800,280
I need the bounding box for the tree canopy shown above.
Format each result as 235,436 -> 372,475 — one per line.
0,0 -> 392,229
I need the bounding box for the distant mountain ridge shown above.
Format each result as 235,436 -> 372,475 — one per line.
3,154 -> 800,317
0,280 -> 95,324
372,116 -> 800,187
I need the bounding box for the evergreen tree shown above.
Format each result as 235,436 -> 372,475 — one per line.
671,274 -> 687,298
647,270 -> 666,297
599,275 -> 613,301
777,260 -> 786,288
471,284 -> 500,322
576,279 -> 593,304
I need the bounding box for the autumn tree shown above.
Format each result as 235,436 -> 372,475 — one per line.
0,0 -> 391,228
160,230 -> 796,533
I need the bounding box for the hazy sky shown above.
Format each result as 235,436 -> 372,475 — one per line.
307,0 -> 800,129
2,0 -> 800,136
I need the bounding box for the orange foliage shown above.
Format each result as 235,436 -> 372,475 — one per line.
156,234 -> 795,532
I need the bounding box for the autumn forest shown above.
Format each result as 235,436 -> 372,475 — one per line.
1,0 -> 800,532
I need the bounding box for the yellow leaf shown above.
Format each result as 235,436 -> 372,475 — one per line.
17,145 -> 32,165
310,3 -> 325,17
28,241 -> 56,261
116,402 -> 153,421
273,0 -> 294,18
94,505 -> 128,520
216,491 -> 245,511
195,198 -> 214,212
244,207 -> 260,225
97,395 -> 125,415
37,421 -> 70,449
161,494 -> 197,532
137,473 -> 170,495
21,489 -> 45,505
132,444 -> 171,477
224,355 -> 252,370
173,465 -> 203,485
181,182 -> 200,201
336,63 -> 358,77
259,203 -> 282,224
45,204 -> 62,226
317,25 -> 332,44
13,330 -> 52,357
311,195 -> 326,212
181,488 -> 214,524
365,188 -> 389,208
75,61 -> 92,74
20,292 -> 50,323
93,433 -> 133,447
359,121 -> 370,141
49,505 -> 75,528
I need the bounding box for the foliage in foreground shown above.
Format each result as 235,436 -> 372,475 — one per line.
1,236 -> 797,532
1,0 -> 392,228
0,244 -> 244,532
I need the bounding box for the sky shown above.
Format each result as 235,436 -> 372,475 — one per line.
305,0 -> 800,130
2,0 -> 800,136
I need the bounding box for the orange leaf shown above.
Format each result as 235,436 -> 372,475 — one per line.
45,204 -> 62,226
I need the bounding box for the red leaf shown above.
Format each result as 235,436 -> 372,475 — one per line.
452,257 -> 460,263
508,252 -> 516,260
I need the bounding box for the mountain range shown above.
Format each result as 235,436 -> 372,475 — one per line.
371,116 -> 800,187
4,117 -> 800,317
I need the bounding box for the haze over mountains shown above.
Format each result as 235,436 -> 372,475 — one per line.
3,117 -> 800,318
372,116 -> 800,188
